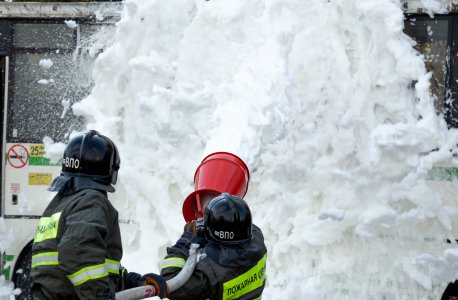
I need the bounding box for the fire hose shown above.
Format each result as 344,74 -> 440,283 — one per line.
115,244 -> 202,300
116,219 -> 206,300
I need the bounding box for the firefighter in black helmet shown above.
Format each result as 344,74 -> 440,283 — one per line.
161,193 -> 267,300
30,130 -> 168,300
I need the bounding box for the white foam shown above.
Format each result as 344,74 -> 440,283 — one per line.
38,59 -> 53,69
411,248 -> 458,283
16,194 -> 34,214
318,208 -> 345,222
89,44 -> 104,58
69,0 -> 458,298
64,20 -> 78,29
263,276 -> 328,300
43,136 -> 66,164
420,0 -> 448,18
0,219 -> 14,254
37,79 -> 49,85
60,99 -> 70,119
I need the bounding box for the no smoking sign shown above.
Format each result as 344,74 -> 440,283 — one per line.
8,144 -> 29,168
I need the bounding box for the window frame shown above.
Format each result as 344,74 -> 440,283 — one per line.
4,18 -> 107,144
404,15 -> 454,126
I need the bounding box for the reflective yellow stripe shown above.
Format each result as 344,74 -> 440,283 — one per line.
32,252 -> 58,259
164,257 -> 185,262
31,252 -> 59,268
67,263 -> 109,286
105,259 -> 120,265
162,257 -> 186,269
162,264 -> 184,269
34,211 -> 62,243
105,259 -> 120,274
223,253 -> 267,300
32,261 -> 58,268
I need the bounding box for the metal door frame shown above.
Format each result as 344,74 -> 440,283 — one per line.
1,56 -> 9,219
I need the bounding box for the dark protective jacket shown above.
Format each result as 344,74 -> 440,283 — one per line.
161,225 -> 267,300
30,187 -> 123,300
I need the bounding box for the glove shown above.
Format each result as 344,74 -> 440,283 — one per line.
124,271 -> 143,290
185,220 -> 198,235
171,221 -> 207,257
104,288 -> 116,300
140,273 -> 169,299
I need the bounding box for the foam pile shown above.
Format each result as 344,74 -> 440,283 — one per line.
71,0 -> 458,298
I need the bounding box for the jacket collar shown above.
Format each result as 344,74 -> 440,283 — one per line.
204,225 -> 266,267
48,176 -> 115,195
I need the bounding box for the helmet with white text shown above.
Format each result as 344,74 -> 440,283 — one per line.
204,193 -> 252,245
61,130 -> 120,185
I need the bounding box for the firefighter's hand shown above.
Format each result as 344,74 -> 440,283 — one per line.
124,271 -> 142,290
184,220 -> 198,235
172,222 -> 207,257
184,220 -> 207,238
184,221 -> 207,246
140,273 -> 169,299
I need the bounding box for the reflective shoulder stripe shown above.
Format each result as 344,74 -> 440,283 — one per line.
31,252 -> 59,268
67,263 -> 109,286
164,257 -> 186,262
222,253 -> 267,300
34,211 -> 62,243
162,257 -> 186,269
105,259 -> 120,274
162,264 -> 185,269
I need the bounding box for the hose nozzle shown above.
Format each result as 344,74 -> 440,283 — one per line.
196,217 -> 205,237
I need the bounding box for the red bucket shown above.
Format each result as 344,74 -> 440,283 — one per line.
182,152 -> 250,222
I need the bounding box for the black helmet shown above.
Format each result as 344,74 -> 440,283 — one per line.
204,193 -> 252,245
61,130 -> 120,185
